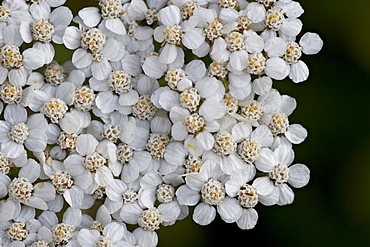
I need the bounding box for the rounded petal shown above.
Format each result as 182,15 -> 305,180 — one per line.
193,203 -> 216,225
288,163 -> 310,188
265,57 -> 290,80
285,124 -> 308,144
289,60 -> 309,83
217,197 -> 242,223
252,176 -> 274,196
236,208 -> 258,230
300,32 -> 323,55
76,134 -> 99,156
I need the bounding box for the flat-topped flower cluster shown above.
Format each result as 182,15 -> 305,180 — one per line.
0,0 -> 322,246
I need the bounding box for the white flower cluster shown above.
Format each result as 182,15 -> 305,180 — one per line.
0,0 -> 323,246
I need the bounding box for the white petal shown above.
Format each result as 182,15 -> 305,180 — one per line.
159,44 -> 177,64
246,2 -> 266,23
72,48 -> 92,69
176,185 -> 200,206
158,201 -> 181,222
5,24 -> 23,46
300,32 -> 323,55
195,76 -> 218,98
285,124 -> 308,144
63,26 -> 82,50
20,21 -> 33,43
8,67 -> 27,87
2,141 -> 24,159
196,131 -> 214,151
277,183 -> 294,205
142,56 -> 167,79
59,112 -> 81,134
288,163 -> 310,188
199,98 -> 227,121
50,6 -> 73,26
158,90 -> 180,111
78,7 -> 101,27
92,59 -> 112,80
289,60 -> 309,83
103,222 -> 125,243
217,197 -> 242,223
164,142 -> 187,165
193,203 -> 216,225
220,154 -> 244,175
120,203 -> 142,224
185,59 -> 206,82
210,38 -> 230,63
229,50 -> 248,72
77,229 -> 100,247
23,48 -> 45,70
5,103 -> 27,124
105,18 -> 126,35
121,54 -> 142,76
253,76 -> 272,95
158,5 -> 181,26
182,29 -> 204,49
33,182 -> 55,201
251,125 -> 273,147
64,186 -> 84,208
76,134 -> 99,156
264,37 -> 287,57
24,196 -> 48,210
63,207 -> 82,227
19,159 -> 40,183
121,162 -> 140,183
0,200 -> 16,221
265,57 -> 290,80
236,208 -> 258,230
95,166 -> 114,186
255,148 -> 277,172
252,176 -> 274,196
280,18 -> 302,37
229,84 -> 251,100
96,91 -> 118,114
106,180 -> 127,202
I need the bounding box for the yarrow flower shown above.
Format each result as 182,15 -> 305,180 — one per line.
0,0 -> 321,246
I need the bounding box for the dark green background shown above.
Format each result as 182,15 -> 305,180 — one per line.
64,0 -> 370,246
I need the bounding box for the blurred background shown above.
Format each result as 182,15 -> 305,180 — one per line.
65,0 -> 370,246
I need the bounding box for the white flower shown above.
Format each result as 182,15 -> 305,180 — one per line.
63,134 -> 115,188
120,204 -> 176,247
29,226 -> 53,247
0,0 -> 32,26
0,25 -> 46,86
259,92 -> 308,147
0,206 -> 41,246
154,5 -> 205,64
252,144 -> 310,205
77,222 -> 126,247
264,32 -> 323,83
28,0 -> 67,20
7,159 -> 56,210
225,168 -> 279,229
0,104 -> 48,159
176,159 -> 241,225
42,159 -> 90,209
138,171 -> 186,224
78,0 -> 126,35
38,208 -> 82,246
170,103 -> 225,155
233,89 -> 281,126
209,123 -> 273,177
20,6 -> 73,64
63,25 -> 124,80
